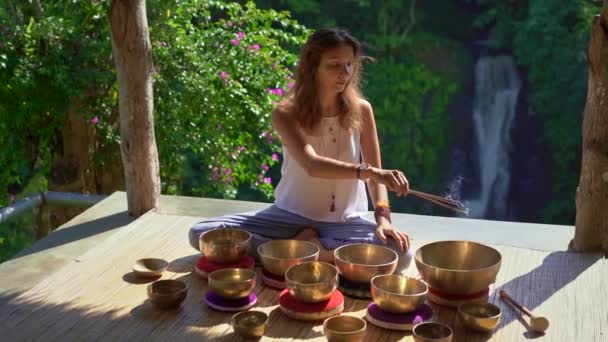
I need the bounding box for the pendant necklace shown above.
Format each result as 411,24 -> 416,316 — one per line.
322,118 -> 341,212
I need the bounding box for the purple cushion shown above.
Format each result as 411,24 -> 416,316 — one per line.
205,291 -> 257,308
367,303 -> 433,324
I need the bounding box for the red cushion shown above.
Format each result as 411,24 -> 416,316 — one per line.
262,268 -> 286,281
195,255 -> 254,273
428,287 -> 489,300
279,289 -> 344,313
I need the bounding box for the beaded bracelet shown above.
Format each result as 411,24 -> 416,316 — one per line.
374,201 -> 392,224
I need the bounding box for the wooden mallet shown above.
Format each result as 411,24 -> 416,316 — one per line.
499,289 -> 550,333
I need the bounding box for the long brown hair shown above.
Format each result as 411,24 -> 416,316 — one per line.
289,28 -> 364,132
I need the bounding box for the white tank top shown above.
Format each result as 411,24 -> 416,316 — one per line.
274,116 -> 369,222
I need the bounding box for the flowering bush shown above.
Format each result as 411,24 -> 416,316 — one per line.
0,0 -> 309,203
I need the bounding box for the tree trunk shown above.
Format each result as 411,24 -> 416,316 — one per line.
108,0 -> 160,216
570,1 -> 608,254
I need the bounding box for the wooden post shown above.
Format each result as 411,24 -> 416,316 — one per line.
571,0 -> 608,254
108,0 -> 160,216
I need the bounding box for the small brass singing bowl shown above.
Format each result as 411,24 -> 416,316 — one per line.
458,302 -> 502,333
132,258 -> 168,277
208,268 -> 256,299
199,228 -> 251,264
412,322 -> 453,342
257,240 -> 319,276
415,240 -> 501,295
285,261 -> 338,303
147,279 -> 188,310
371,275 -> 428,314
334,243 -> 398,284
232,310 -> 269,339
323,315 -> 367,342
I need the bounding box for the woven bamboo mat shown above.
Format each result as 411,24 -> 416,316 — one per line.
0,211 -> 605,341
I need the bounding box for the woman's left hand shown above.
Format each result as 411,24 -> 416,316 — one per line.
375,222 -> 410,252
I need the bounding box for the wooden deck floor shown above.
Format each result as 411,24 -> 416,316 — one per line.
0,201 -> 606,341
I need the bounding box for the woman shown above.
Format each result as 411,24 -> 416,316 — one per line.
189,28 -> 413,272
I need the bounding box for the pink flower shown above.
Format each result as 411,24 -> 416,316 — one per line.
263,177 -> 272,184
226,176 -> 234,183
262,164 -> 270,171
217,124 -> 223,130
250,44 -> 260,51
266,88 -> 284,97
262,131 -> 274,144
230,39 -> 240,46
211,167 -> 220,181
287,82 -> 295,89
258,173 -> 264,179
272,153 -> 279,161
225,168 -> 233,175
220,71 -> 229,80
226,21 -> 233,27
237,32 -> 245,39
238,146 -> 246,152
91,116 -> 99,124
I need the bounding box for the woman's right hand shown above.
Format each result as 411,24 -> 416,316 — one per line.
368,167 -> 410,196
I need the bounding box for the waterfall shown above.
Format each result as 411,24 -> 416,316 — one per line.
467,55 -> 521,219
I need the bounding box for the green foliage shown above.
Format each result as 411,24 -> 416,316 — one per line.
0,173 -> 46,262
475,0 -> 599,224
0,1 -> 307,205
148,0 -> 308,198
364,37 -> 460,214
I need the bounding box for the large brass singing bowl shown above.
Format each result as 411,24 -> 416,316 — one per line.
371,275 -> 428,314
285,261 -> 338,303
257,240 -> 319,276
208,268 -> 256,299
199,228 -> 251,264
334,244 -> 398,284
415,241 -> 502,295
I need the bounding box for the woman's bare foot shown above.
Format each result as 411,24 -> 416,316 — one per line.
292,227 -> 319,241
292,228 -> 334,263
310,237 -> 335,264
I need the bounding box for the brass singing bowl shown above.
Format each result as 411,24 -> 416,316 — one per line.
371,275 -> 428,314
199,228 -> 251,264
415,241 -> 502,295
412,322 -> 453,342
132,258 -> 168,277
323,315 -> 366,342
208,268 -> 256,299
334,244 -> 398,284
147,279 -> 188,310
458,302 -> 502,333
232,310 -> 269,339
285,261 -> 338,303
257,240 -> 319,276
